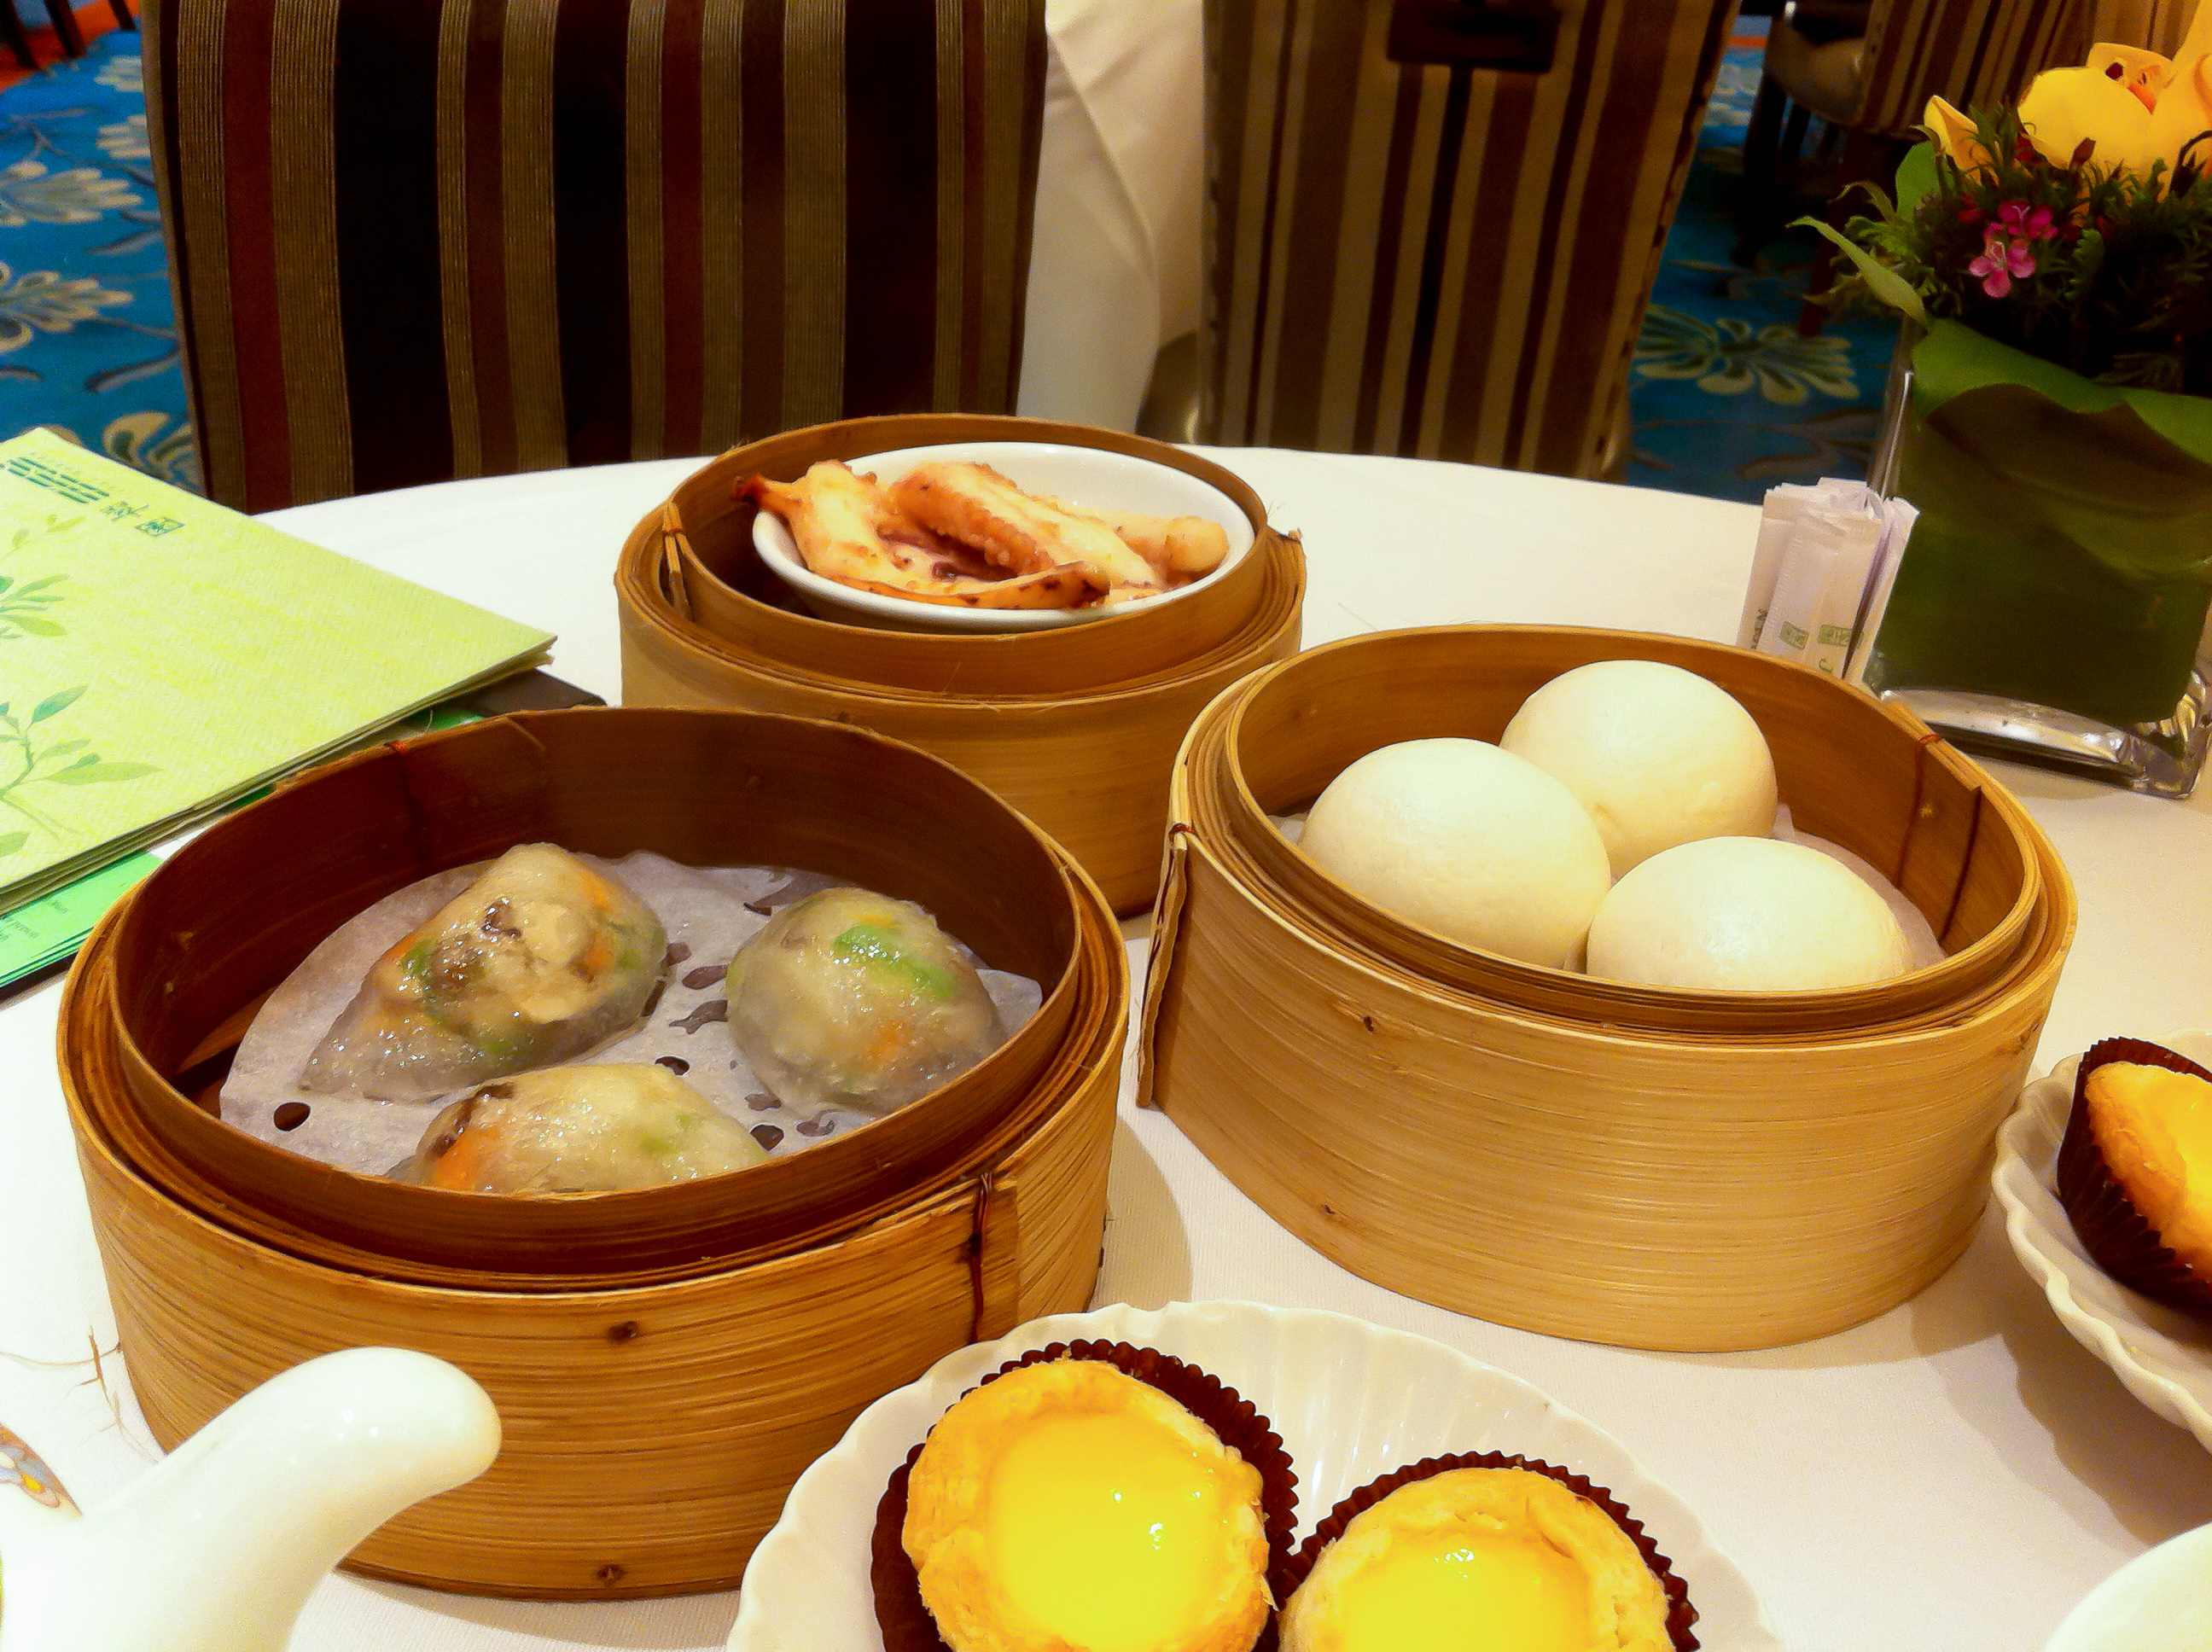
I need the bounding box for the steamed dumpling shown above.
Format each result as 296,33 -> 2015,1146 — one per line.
1586,836 -> 1912,991
1500,660 -> 1778,876
303,844 -> 667,1102
403,1063 -> 765,1193
727,887 -> 1004,1115
1299,738 -> 1611,969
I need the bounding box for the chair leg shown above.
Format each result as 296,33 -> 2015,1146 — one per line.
109,0 -> 133,30
0,3 -> 35,69
42,0 -> 84,57
1798,126 -> 1882,337
1732,77 -> 1789,265
1778,103 -> 1812,170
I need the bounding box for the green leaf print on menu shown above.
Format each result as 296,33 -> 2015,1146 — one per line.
0,686 -> 158,851
0,565 -> 67,640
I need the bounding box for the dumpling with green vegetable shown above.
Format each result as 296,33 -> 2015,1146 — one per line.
301,843 -> 667,1102
402,1063 -> 765,1192
728,887 -> 1005,1116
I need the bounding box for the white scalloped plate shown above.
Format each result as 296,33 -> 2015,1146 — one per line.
1994,1033 -> 2212,1453
727,1299 -> 1780,1649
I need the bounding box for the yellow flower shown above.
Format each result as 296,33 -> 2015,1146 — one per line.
1927,7 -> 2212,189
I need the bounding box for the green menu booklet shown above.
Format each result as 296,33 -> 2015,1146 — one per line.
0,428 -> 551,916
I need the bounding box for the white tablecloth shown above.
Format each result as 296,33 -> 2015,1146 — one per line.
6,450 -> 2212,1652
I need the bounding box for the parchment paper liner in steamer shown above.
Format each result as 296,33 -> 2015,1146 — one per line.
67,836 -> 1126,1294
869,1338 -> 1298,1652
2057,1036 -> 2212,1319
1270,1451 -> 1699,1652
73,707 -> 1118,1288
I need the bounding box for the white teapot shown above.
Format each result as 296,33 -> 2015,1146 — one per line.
0,1346 -> 500,1652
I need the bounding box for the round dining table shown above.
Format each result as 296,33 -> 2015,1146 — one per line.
3,446 -> 2209,1652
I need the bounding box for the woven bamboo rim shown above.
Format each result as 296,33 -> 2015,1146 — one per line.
67,908 -> 1124,1596
613,416 -> 1305,916
643,413 -> 1293,698
1137,625 -> 2077,1351
68,708 -> 1120,1287
1207,626 -> 2044,1035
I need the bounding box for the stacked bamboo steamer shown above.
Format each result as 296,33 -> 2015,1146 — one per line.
614,414 -> 1307,915
1139,626 -> 2075,1353
61,708 -> 1128,1597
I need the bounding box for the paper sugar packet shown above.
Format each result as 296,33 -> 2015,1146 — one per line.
1737,478 -> 1916,683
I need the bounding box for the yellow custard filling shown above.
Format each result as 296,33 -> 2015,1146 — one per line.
902,1358 -> 1272,1652
1279,1469 -> 1674,1652
2087,1062 -> 2212,1272
983,1411 -> 1231,1652
1328,1529 -> 1590,1652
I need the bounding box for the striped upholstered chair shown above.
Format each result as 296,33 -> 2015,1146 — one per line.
2083,0 -> 2200,55
1199,0 -> 1735,479
143,0 -> 1047,512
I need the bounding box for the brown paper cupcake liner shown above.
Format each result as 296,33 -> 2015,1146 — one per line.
1269,1451 -> 1699,1652
2055,1037 -> 2212,1320
871,1338 -> 1298,1652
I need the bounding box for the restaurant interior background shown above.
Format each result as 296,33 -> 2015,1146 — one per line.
0,0 -> 1943,506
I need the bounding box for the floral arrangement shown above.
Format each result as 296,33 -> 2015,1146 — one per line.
1810,23 -> 2212,395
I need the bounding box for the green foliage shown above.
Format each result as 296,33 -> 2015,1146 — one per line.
1833,109 -> 2212,395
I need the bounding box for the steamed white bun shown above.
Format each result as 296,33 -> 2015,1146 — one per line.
1300,737 -> 1611,969
1586,836 -> 1912,992
1500,660 -> 1778,876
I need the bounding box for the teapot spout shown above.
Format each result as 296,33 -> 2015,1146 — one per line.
0,1347 -> 499,1652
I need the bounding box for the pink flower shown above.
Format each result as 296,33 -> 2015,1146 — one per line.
1967,230 -> 2038,297
1996,200 -> 2058,241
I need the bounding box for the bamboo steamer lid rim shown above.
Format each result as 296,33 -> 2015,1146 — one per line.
620,521 -> 1305,713
662,412 -> 1279,656
65,852 -> 1131,1294
1167,805 -> 2071,1058
1187,624 -> 2066,1038
90,706 -> 1102,1265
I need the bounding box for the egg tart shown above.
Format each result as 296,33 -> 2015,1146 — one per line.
1276,1452 -> 1697,1652
872,1341 -> 1295,1652
2057,1036 -> 2212,1316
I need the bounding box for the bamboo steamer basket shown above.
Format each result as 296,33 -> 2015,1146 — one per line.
76,709 -> 1102,1282
1138,627 -> 2075,1352
59,708 -> 1128,1597
614,414 -> 1306,916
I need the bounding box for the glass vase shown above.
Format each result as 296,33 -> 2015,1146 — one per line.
1862,325 -> 2212,798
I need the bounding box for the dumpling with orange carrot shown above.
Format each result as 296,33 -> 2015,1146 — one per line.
301,844 -> 667,1102
402,1063 -> 765,1193
726,886 -> 1004,1116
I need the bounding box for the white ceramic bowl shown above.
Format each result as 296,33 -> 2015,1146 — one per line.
748,440 -> 1257,633
2045,1521 -> 2212,1652
1994,1032 -> 2212,1453
727,1299 -> 1781,1650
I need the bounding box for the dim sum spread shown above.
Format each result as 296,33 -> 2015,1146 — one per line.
221,846 -> 1042,1194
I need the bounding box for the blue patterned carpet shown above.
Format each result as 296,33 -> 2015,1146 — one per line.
1626,25 -> 1900,503
0,31 -> 194,490
0,26 -> 1878,507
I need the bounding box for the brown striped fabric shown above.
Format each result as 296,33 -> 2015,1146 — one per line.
1202,0 -> 1733,478
1854,0 -> 2085,137
2084,0 -> 2200,55
143,0 -> 1047,512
